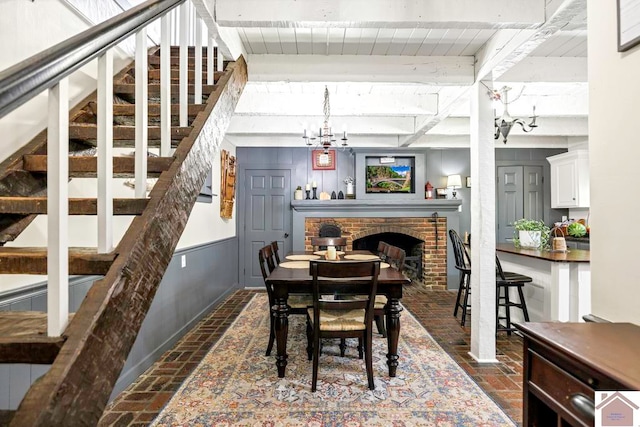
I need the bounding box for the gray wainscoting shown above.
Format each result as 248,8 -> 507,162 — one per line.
0,237 -> 239,409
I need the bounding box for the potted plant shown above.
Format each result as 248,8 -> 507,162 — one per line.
513,219 -> 550,249
294,185 -> 303,200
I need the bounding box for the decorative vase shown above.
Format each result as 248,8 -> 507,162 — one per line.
346,183 -> 354,196
294,189 -> 303,200
519,230 -> 541,248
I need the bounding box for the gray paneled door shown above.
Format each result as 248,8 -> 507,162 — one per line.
497,165 -> 543,243
243,169 -> 291,287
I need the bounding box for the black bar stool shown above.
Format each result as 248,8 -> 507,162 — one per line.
449,230 -> 471,326
495,256 -> 531,334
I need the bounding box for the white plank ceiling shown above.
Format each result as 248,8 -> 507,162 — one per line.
211,0 -> 588,149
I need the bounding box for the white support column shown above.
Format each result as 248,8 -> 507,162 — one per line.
194,16 -> 203,104
207,35 -> 215,85
97,50 -> 114,253
135,28 -> 148,198
160,14 -> 171,157
469,80 -> 497,363
217,45 -> 224,72
179,2 -> 189,127
47,79 -> 69,337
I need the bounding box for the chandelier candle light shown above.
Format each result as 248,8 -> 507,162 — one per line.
492,86 -> 538,144
303,86 -> 348,154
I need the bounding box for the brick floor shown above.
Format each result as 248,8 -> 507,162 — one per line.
100,286 -> 524,426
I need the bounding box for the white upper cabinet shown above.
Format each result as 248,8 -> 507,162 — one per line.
547,150 -> 590,208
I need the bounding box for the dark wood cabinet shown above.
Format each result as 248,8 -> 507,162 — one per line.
516,322 -> 640,427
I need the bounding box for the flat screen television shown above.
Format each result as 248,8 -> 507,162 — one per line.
365,156 -> 415,193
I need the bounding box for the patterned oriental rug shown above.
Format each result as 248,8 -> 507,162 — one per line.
151,294 -> 515,426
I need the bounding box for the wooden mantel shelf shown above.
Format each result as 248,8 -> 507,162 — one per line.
291,199 -> 462,213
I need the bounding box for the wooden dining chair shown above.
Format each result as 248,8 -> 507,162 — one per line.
258,244 -> 311,356
306,259 -> 381,391
372,244 -> 405,337
310,236 -> 347,251
270,241 -> 281,265
376,241 -> 390,261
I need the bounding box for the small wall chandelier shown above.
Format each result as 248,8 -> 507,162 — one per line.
492,86 -> 538,144
302,86 -> 348,154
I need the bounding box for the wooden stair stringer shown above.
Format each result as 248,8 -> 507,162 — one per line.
10,55 -> 247,427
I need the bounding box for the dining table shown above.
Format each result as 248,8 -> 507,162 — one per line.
264,250 -> 411,378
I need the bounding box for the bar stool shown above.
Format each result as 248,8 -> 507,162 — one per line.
448,229 -> 471,326
495,256 -> 531,335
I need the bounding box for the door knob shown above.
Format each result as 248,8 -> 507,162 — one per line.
284,233 -> 289,238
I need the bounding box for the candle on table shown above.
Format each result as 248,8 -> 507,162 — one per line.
312,181 -> 317,188
305,183 -> 311,191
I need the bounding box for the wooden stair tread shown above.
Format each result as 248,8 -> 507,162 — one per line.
0,247 -> 115,275
147,69 -> 223,81
0,197 -> 149,215
113,83 -> 216,95
23,155 -> 173,178
148,56 -> 209,66
69,123 -> 191,141
0,311 -> 72,364
112,103 -> 205,116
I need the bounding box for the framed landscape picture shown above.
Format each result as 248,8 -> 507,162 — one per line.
618,0 -> 640,52
312,150 -> 336,170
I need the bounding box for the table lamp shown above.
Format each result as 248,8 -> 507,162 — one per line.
447,174 -> 462,199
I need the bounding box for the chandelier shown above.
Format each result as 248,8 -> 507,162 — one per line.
492,86 -> 538,144
302,86 -> 348,154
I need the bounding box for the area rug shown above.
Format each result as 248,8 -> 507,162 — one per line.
151,294 -> 515,426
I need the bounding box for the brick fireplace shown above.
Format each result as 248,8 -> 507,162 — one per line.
291,199 -> 462,290
304,217 -> 448,289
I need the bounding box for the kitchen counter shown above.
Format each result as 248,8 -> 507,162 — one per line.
496,244 -> 589,262
496,243 -> 590,323
564,236 -> 590,243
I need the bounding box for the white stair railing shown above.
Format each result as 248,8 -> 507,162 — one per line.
0,0 -> 228,337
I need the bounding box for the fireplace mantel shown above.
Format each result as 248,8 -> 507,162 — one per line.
291,199 -> 461,289
291,199 -> 462,213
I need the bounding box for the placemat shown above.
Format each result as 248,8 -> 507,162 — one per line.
313,250 -> 345,256
279,261 -> 310,269
286,254 -> 321,261
343,254 -> 380,261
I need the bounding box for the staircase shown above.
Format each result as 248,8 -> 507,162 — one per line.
0,43 -> 247,425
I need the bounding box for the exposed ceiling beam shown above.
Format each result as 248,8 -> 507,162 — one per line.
234,92 -> 438,116
410,134 -> 570,148
226,134 -> 407,148
430,116 -> 588,136
398,86 -> 470,147
227,116 -> 417,135
192,0 -> 246,60
475,0 -> 587,81
247,55 -> 475,85
497,57 -> 588,82
216,0 -> 545,29
400,0 -> 587,147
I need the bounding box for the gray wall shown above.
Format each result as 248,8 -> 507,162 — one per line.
238,147 -> 567,241
0,237 -> 239,409
237,147 -> 356,198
